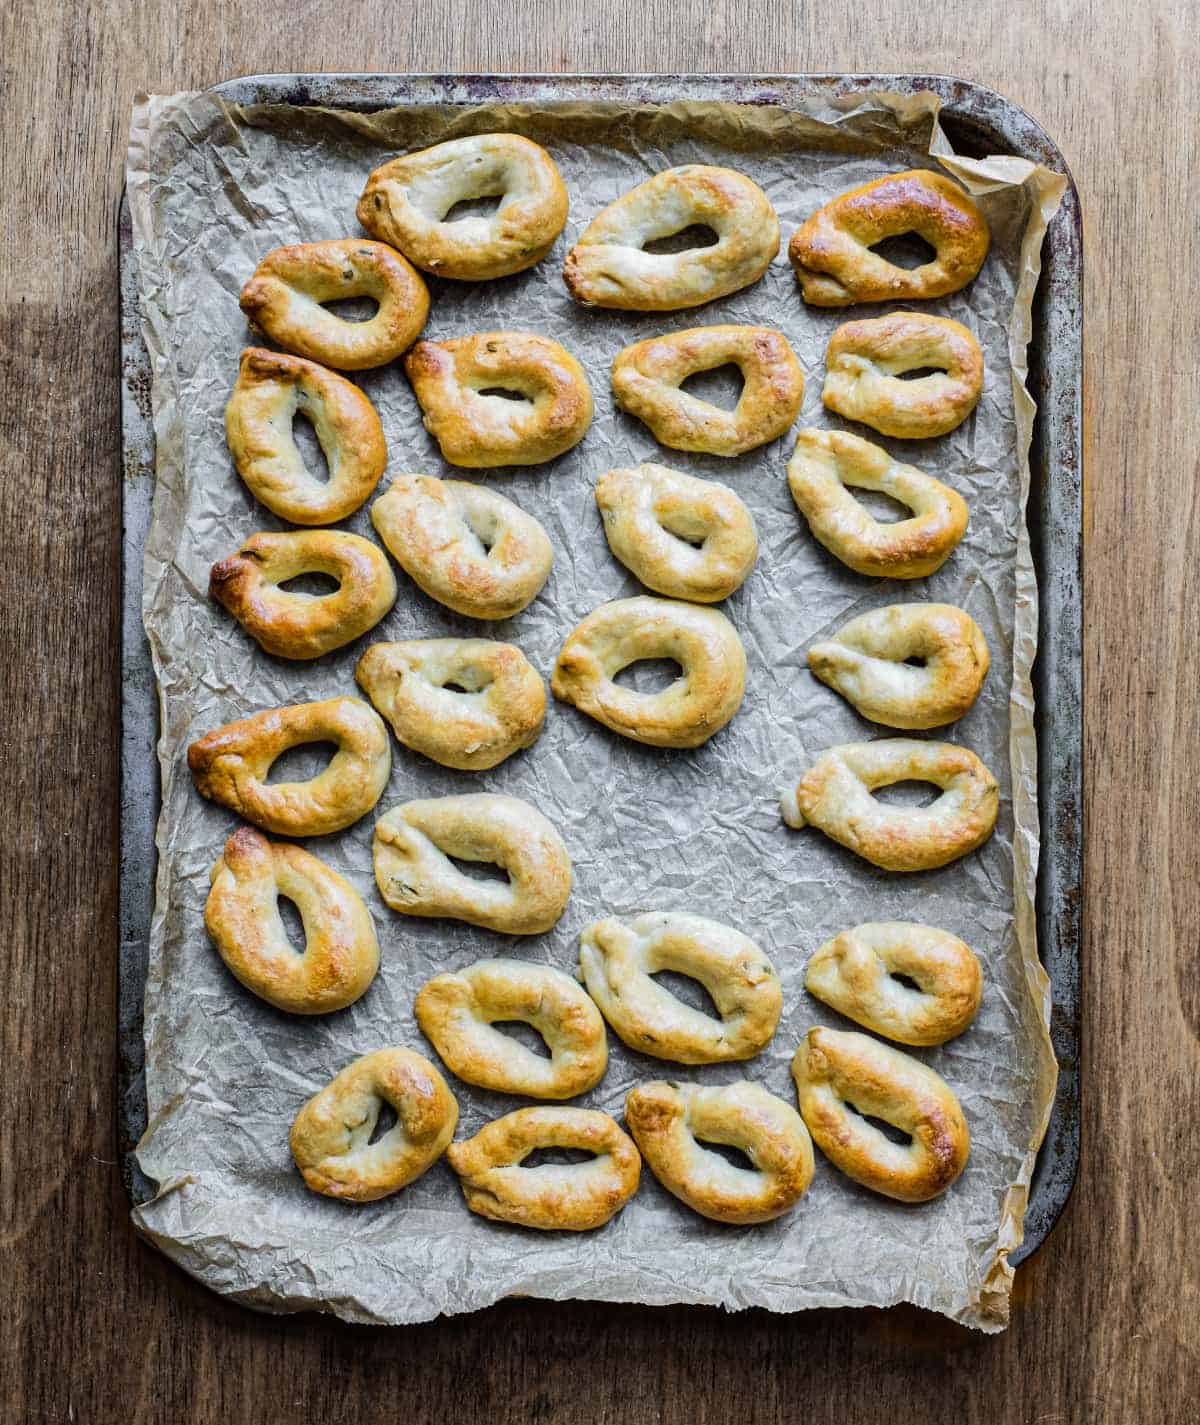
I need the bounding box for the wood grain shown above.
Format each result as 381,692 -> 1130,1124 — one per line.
1,1 -> 1196,1420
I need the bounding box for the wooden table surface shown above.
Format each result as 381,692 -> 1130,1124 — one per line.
2,1 -> 1196,1420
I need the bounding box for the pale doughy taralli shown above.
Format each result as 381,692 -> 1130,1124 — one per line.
358,133 -> 569,280
808,603 -> 989,729
625,1080 -> 814,1224
551,596 -> 747,749
405,332 -> 593,467
579,912 -> 782,1064
415,959 -> 607,1099
787,428 -> 968,579
446,1107 -> 641,1230
805,922 -> 983,1047
780,738 -> 999,872
356,638 -> 545,770
224,348 -> 388,526
791,1027 -> 970,1202
373,793 -> 572,934
564,165 -> 779,311
205,827 -> 379,1015
596,463 -> 757,603
290,1047 -> 458,1202
239,239 -> 429,370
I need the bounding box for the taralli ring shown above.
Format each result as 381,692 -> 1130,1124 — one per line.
373,793 -> 572,934
356,638 -> 545,770
446,1107 -> 641,1230
187,696 -> 391,837
789,169 -> 990,307
780,738 -> 999,872
239,239 -> 429,370
808,603 -> 989,729
552,596 -> 747,749
209,531 -> 396,660
204,827 -> 379,1014
415,959 -> 607,1099
289,1047 -> 458,1202
805,922 -> 983,1047
224,348 -> 388,526
371,475 -> 553,620
791,1027 -> 970,1202
405,332 -> 593,467
787,429 -> 968,578
612,326 -> 804,457
596,463 -> 758,603
579,912 -> 782,1064
822,312 -> 984,439
357,133 -> 569,280
625,1080 -> 814,1224
564,165 -> 779,311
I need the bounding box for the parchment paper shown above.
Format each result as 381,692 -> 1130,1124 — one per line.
125,87 -> 1064,1332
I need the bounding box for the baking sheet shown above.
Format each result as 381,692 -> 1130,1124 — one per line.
124,86 -> 1064,1331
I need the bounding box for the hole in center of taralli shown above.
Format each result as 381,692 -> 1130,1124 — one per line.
613,658 -> 683,695
679,363 -> 744,411
522,1147 -> 596,1169
642,223 -> 719,255
278,571 -> 341,597
698,1140 -> 757,1172
491,1021 -> 552,1060
276,895 -> 306,956
890,971 -> 924,993
446,854 -> 512,887
868,231 -> 938,270
441,192 -> 504,224
650,970 -> 723,1022
320,295 -> 380,323
871,780 -> 941,810
845,1101 -> 913,1147
368,1100 -> 398,1145
893,366 -> 946,382
290,410 -> 332,485
476,386 -> 532,404
852,488 -> 913,524
266,741 -> 339,784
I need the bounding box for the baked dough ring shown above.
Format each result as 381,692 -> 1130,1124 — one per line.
791,1027 -> 970,1202
780,738 -> 999,872
596,464 -> 757,603
224,348 -> 388,526
611,326 -> 804,457
787,428 -> 968,579
625,1080 -> 814,1224
239,239 -> 429,370
415,959 -> 607,1099
373,793 -> 572,934
822,312 -> 984,439
405,333 -> 593,467
579,912 -> 782,1064
446,1107 -> 641,1230
205,827 -> 379,1014
789,169 -> 990,307
371,475 -> 553,620
357,133 -> 569,280
356,639 -> 545,770
187,696 -> 391,837
563,165 -> 779,311
289,1047 -> 458,1202
551,596 -> 747,749
805,922 -> 983,1047
209,531 -> 396,660
808,603 -> 989,729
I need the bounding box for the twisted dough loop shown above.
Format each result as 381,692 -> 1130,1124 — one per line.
290,1047 -> 458,1202
789,168 -> 990,307
358,133 -> 569,280
808,603 -> 989,729
579,912 -> 782,1064
210,530 -> 396,660
791,1027 -> 970,1202
787,428 -> 968,579
805,922 -> 983,1047
552,596 -> 747,749
356,638 -> 545,770
564,165 -> 779,311
239,239 -> 429,370
625,1080 -> 814,1224
447,1107 -> 641,1230
415,959 -> 607,1099
373,793 -> 572,935
405,332 -> 593,467
187,696 -> 391,837
224,348 -> 388,526
205,827 -> 379,1014
781,738 -> 999,872
612,326 -> 804,457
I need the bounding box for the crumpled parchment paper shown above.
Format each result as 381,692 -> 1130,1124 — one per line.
125,86 -> 1064,1332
